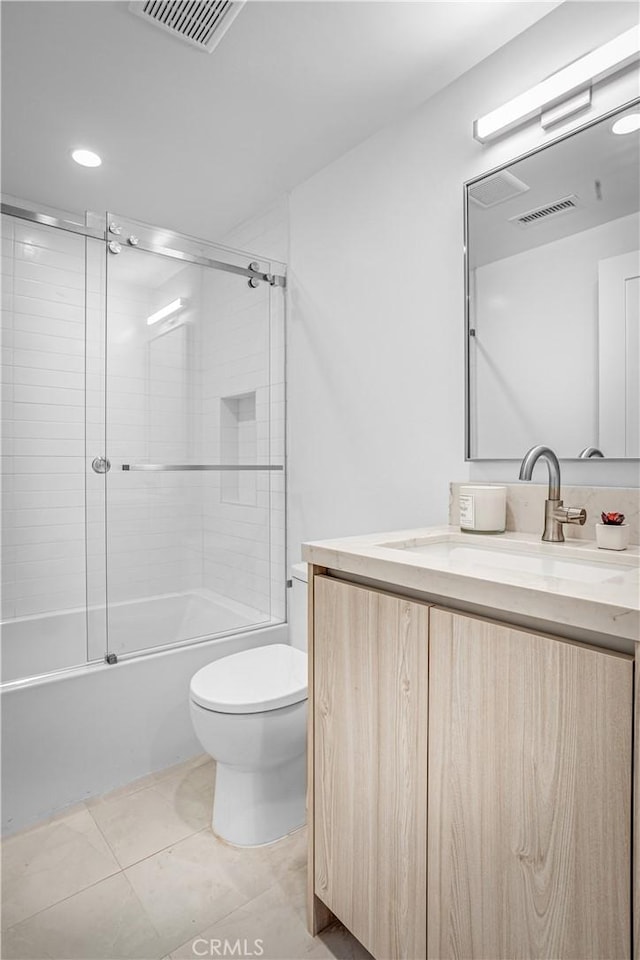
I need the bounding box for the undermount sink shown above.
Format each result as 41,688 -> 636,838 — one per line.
379,534 -> 637,585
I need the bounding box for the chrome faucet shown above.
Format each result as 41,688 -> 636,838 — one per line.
518,445 -> 587,542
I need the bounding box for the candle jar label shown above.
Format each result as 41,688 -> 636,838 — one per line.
459,494 -> 475,529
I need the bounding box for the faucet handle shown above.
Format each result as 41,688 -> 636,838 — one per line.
554,506 -> 587,526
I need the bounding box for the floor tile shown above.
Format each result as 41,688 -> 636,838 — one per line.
262,826 -> 307,906
169,881 -> 315,960
153,759 -> 214,831
85,755 -> 210,810
1,806 -> 120,929
87,761 -> 213,869
1,873 -> 167,960
125,829 -> 280,955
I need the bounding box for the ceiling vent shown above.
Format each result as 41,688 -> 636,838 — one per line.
510,194 -> 581,227
467,171 -> 529,208
129,1 -> 246,53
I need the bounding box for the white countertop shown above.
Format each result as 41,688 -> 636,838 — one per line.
302,526 -> 640,652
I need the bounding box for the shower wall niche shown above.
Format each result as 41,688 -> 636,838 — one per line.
221,393 -> 257,505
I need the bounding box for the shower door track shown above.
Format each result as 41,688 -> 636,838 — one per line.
112,235 -> 286,287
1,202 -> 105,240
1,201 -> 286,286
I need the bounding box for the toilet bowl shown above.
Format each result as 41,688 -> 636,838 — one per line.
190,564 -> 309,846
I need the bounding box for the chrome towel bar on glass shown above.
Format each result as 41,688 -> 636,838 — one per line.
121,464 -> 283,471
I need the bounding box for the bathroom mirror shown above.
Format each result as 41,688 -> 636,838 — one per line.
465,100 -> 640,460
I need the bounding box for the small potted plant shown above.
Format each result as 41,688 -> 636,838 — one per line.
595,512 -> 630,551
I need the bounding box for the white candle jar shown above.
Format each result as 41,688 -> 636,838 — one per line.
459,485 -> 507,533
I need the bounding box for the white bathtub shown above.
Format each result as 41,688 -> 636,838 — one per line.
1,589 -> 270,684
1,595 -> 288,835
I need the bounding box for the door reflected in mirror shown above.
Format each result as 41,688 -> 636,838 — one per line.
466,101 -> 640,460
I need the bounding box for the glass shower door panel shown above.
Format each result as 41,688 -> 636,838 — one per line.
1,214 -> 90,681
104,220 -> 285,660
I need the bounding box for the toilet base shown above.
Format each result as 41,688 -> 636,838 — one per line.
212,753 -> 306,846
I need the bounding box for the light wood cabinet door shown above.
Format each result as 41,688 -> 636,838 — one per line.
313,576 -> 429,960
428,607 -> 633,960
635,641 -> 639,960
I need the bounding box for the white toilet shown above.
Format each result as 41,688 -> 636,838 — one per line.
189,563 -> 309,846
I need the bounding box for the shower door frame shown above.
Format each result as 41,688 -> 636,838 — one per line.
1,199 -> 288,679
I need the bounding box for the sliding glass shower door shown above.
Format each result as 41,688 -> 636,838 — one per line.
99,216 -> 286,662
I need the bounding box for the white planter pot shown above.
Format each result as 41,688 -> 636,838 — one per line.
595,523 -> 630,551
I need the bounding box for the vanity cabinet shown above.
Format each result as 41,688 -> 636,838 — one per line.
309,572 -> 634,960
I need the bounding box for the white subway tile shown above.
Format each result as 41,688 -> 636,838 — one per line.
14,259 -> 85,291
12,347 -> 85,373
13,313 -> 84,343
9,419 -> 84,440
10,329 -> 84,356
2,523 -> 85,546
13,384 -> 84,407
14,294 -> 84,324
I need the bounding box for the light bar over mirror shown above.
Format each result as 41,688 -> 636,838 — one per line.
474,26 -> 640,143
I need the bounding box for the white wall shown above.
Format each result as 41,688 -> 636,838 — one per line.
472,212 -> 640,459
287,1 -> 640,563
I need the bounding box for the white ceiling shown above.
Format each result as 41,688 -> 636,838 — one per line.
1,1 -> 559,241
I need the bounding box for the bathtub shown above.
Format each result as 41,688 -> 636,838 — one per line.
1,589 -> 272,684
1,593 -> 288,835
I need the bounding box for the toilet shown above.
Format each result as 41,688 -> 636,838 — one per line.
189,563 -> 309,846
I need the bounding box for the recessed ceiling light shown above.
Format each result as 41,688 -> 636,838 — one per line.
71,148 -> 102,168
612,113 -> 640,135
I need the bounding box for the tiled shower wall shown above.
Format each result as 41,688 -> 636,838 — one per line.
1,215 -> 89,620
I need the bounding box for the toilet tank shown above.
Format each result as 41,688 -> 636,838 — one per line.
289,563 -> 308,653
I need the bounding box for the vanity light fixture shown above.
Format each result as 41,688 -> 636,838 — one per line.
474,25 -> 640,143
71,148 -> 102,167
612,112 -> 640,134
147,298 -> 184,326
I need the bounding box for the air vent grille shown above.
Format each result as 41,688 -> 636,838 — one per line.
468,171 -> 529,208
129,0 -> 245,52
511,195 -> 580,227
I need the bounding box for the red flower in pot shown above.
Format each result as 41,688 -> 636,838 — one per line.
601,512 -> 625,525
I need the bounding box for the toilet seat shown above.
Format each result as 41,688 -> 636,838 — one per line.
190,643 -> 307,714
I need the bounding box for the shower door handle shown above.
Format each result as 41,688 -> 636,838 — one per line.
92,457 -> 111,474
120,463 -> 283,471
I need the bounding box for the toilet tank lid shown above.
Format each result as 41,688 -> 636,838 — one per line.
290,562 -> 308,584
190,643 -> 307,714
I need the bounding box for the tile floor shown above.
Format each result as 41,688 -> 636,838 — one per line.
1,755 -> 372,960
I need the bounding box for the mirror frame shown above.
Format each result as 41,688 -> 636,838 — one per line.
463,95 -> 640,462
